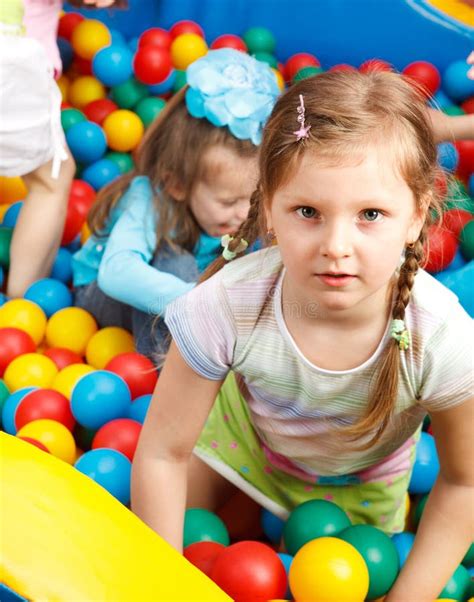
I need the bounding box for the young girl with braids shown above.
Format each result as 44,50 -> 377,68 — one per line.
132,70 -> 473,600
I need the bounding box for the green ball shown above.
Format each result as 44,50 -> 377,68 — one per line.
0,379 -> 10,427
293,65 -> 324,82
243,26 -> 276,54
338,524 -> 399,599
111,77 -> 149,109
172,69 -> 187,93
460,220 -> 474,260
73,424 -> 96,451
283,499 -> 351,556
442,105 -> 465,116
183,508 -> 230,547
413,494 -> 428,529
61,108 -> 86,132
135,97 -> 166,128
0,226 -> 13,269
252,51 -> 278,69
462,542 -> 474,567
439,563 -> 471,600
105,152 -> 134,174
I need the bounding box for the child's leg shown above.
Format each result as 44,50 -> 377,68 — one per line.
186,453 -> 238,510
7,151 -> 75,297
75,281 -> 133,330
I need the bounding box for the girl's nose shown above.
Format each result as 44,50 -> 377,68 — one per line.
320,221 -> 353,258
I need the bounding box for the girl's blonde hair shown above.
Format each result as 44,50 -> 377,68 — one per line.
88,86 -> 257,252
203,70 -> 444,449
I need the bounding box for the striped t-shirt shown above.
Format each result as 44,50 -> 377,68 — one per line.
165,246 -> 473,477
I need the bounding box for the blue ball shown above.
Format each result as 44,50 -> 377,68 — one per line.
57,37 -> 74,72
128,36 -> 139,53
75,448 -> 131,504
92,44 -> 133,87
109,28 -> 127,47
277,552 -> 293,599
428,89 -> 454,110
0,266 -> 3,288
261,508 -> 285,544
391,532 -> 415,568
66,235 -> 82,253
2,201 -> 23,228
1,387 -> 37,434
469,173 -> 474,198
82,159 -> 121,191
435,259 -> 474,317
66,120 -> 107,165
50,247 -> 73,283
0,292 -> 8,307
24,278 -> 73,318
148,69 -> 176,95
128,393 -> 152,424
408,432 -> 440,494
437,142 -> 459,173
443,60 -> 474,102
71,370 -> 131,430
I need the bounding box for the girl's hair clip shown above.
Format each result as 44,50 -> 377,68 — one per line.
221,234 -> 248,261
390,319 -> 411,350
293,94 -> 311,141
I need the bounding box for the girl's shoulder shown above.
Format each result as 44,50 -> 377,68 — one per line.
220,245 -> 283,289
411,268 -> 468,322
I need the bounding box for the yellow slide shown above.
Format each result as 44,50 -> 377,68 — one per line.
0,433 -> 230,601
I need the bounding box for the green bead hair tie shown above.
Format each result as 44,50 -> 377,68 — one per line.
221,235 -> 248,261
390,319 -> 411,351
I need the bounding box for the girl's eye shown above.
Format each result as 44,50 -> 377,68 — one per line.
296,206 -> 318,219
362,209 -> 382,222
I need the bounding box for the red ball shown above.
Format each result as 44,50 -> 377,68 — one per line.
138,27 -> 172,50
184,541 -> 226,576
169,20 -> 204,39
461,97 -> 474,114
210,541 -> 287,602
435,172 -> 448,199
58,12 -> 85,41
442,209 -> 474,238
402,61 -> 440,98
18,436 -> 50,453
424,225 -> 458,273
61,202 -> 84,246
105,352 -> 158,399
359,58 -> 393,73
133,46 -> 173,85
83,98 -> 118,126
73,56 -> 93,76
15,389 -> 75,431
330,63 -> 357,72
68,179 -> 97,221
455,140 -> 474,181
43,347 -> 84,370
0,328 -> 36,376
211,34 -> 247,52
92,418 -> 142,461
285,53 -> 320,82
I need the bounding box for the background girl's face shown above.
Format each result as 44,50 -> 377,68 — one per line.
189,145 -> 258,238
266,146 -> 426,316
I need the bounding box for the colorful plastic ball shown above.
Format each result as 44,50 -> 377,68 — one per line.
272,68 -> 285,91
105,151 -> 134,174
463,543 -> 474,568
92,417 -> 141,461
134,97 -> 166,128
285,52 -> 320,82
70,370 -> 131,429
359,58 -> 393,73
437,142 -> 459,173
43,347 -> 83,370
50,247 -> 73,283
0,327 -> 36,376
170,33 -> 208,71
18,436 -> 50,452
261,508 -> 285,544
71,18 -> 111,61
82,158 -> 121,191
0,299 -> 47,345
408,432 -> 440,494
184,541 -> 225,577
2,201 -> 22,228
85,327 -> 135,369
289,537 -> 369,602
68,179 -> 96,218
83,98 -> 118,126
460,220 -> 474,260
52,363 -> 95,400
443,209 -> 473,238
57,36 -> 74,71
172,69 -> 187,92
455,140 -> 474,181
0,378 -> 9,417
92,44 -> 133,87
133,45 -> 172,85
293,65 -> 324,82
211,34 -> 247,52
443,60 -> 474,102
24,278 -> 73,318
413,493 -> 428,529
66,120 -> 107,165
243,26 -> 276,54
424,225 -> 458,273
1,387 -> 36,434
105,351 -> 157,399
111,77 -> 149,109
330,63 -> 357,72
15,388 -> 74,431
148,69 -> 176,95
72,55 -> 94,76
253,51 -> 278,69
283,499 -> 351,556
61,107 -> 86,132
0,226 -> 12,269
75,447 -> 131,504
391,531 -> 415,568
128,393 -> 152,424
169,20 -> 204,39
210,541 -> 287,602
184,508 -> 230,547
17,418 -> 76,463
439,564 -> 471,600
138,27 -> 172,50
0,175 -> 27,205
58,12 -> 84,41
402,61 -> 440,98
68,75 -> 106,109
338,524 -> 399,599
3,352 -> 58,392
46,306 -> 98,355
102,109 -> 144,152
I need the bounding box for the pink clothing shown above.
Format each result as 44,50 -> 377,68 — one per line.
24,0 -> 62,77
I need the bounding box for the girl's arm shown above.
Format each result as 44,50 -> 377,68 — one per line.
386,396 -> 474,602
131,341 -> 224,552
428,108 -> 474,143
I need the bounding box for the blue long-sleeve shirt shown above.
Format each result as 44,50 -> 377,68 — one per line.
72,176 -> 222,314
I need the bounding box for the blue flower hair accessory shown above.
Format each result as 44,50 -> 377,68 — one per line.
185,48 -> 280,145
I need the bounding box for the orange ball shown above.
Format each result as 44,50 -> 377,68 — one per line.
71,19 -> 111,60
68,76 -> 106,109
170,33 -> 208,70
0,176 -> 28,205
102,110 -> 144,152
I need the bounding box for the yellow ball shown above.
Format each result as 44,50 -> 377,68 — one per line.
0,299 -> 46,345
52,364 -> 95,400
4,353 -> 58,392
85,327 -> 135,369
170,33 -> 208,70
71,19 -> 111,60
68,75 -> 106,109
0,204 -> 11,221
80,221 -> 91,244
46,307 -> 98,356
272,68 -> 285,91
289,537 -> 369,602
103,110 -> 144,152
0,175 -> 27,204
17,419 -> 76,464
56,75 -> 70,103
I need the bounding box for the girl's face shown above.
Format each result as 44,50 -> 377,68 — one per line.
266,146 -> 426,318
189,145 -> 258,238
